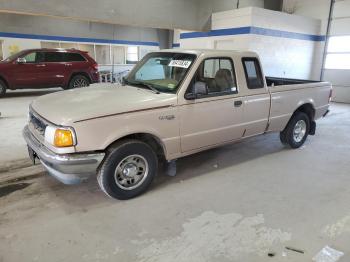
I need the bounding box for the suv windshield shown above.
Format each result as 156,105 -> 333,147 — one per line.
3,50 -> 27,62
126,52 -> 196,93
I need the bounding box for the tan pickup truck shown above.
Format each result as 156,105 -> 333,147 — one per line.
23,49 -> 332,199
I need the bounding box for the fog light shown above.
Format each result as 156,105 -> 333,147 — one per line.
54,129 -> 74,147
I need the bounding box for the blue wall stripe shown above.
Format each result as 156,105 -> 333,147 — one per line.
251,27 -> 326,41
0,31 -> 160,46
172,43 -> 180,48
180,26 -> 325,42
180,26 -> 251,39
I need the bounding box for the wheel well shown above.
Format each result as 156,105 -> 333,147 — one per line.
69,72 -> 91,84
294,103 -> 315,121
107,133 -> 166,160
0,75 -> 9,88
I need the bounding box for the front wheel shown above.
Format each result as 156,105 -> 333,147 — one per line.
280,112 -> 310,148
97,140 -> 158,200
0,79 -> 7,98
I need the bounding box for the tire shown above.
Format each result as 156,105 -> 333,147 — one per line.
280,111 -> 310,148
66,75 -> 90,90
279,130 -> 288,145
0,79 -> 7,98
97,139 -> 158,200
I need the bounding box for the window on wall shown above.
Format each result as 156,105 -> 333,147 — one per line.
95,45 -> 111,64
112,46 -> 126,64
41,41 -> 60,49
77,44 -> 95,58
126,46 -> 139,64
325,36 -> 350,69
38,41 -> 145,66
60,42 -> 78,49
139,47 -> 153,60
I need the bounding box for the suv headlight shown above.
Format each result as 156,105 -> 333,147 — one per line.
45,126 -> 76,147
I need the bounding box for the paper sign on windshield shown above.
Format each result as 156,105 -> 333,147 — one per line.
168,60 -> 192,68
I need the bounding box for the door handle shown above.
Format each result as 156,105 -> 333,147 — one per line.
65,64 -> 72,67
234,100 -> 243,107
36,64 -> 46,67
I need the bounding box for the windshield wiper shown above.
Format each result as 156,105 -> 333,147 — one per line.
124,79 -> 160,94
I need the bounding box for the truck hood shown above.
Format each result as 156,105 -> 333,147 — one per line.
31,84 -> 177,125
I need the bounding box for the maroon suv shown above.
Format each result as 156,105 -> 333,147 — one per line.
0,48 -> 99,97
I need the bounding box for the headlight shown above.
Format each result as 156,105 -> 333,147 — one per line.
45,126 -> 76,147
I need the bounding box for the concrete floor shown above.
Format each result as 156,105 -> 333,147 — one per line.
0,88 -> 61,172
0,92 -> 350,261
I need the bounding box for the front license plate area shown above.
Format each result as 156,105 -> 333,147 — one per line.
27,146 -> 38,165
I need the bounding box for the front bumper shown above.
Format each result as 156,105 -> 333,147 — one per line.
23,125 -> 105,185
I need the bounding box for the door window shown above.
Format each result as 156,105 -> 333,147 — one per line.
23,52 -> 37,63
191,57 -> 237,96
22,52 -> 45,63
242,58 -> 264,89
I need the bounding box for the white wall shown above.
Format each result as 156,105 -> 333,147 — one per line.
282,0 -> 330,33
283,0 -> 350,103
327,0 -> 350,103
0,13 -> 161,74
178,7 -> 323,80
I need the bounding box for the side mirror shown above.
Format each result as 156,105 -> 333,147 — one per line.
185,81 -> 208,100
17,57 -> 26,64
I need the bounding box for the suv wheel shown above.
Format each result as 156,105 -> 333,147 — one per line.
0,79 -> 7,98
280,112 -> 310,148
97,139 -> 158,200
67,75 -> 90,89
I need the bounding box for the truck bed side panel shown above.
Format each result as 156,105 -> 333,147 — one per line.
268,82 -> 331,132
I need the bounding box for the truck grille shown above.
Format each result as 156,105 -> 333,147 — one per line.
29,111 -> 47,136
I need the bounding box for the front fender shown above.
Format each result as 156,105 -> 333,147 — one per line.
72,107 -> 180,159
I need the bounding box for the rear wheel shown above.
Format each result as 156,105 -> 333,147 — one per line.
280,112 -> 310,148
0,79 -> 7,98
97,139 -> 158,200
66,75 -> 90,89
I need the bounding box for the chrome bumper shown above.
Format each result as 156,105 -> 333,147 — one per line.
22,125 -> 105,185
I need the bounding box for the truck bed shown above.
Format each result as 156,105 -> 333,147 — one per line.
266,79 -> 331,133
266,76 -> 320,86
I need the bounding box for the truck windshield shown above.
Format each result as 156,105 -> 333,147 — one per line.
126,52 -> 196,93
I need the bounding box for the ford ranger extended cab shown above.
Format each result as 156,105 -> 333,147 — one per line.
23,49 -> 332,200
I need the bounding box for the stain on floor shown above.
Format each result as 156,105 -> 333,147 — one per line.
134,211 -> 291,262
0,183 -> 31,198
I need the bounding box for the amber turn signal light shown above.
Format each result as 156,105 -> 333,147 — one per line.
54,129 -> 74,147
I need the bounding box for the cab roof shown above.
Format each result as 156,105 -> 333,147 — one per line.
20,48 -> 85,53
159,48 -> 258,57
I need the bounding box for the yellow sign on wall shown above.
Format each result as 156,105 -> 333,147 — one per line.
9,44 -> 20,55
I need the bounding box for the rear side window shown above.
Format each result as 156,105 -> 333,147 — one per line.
44,52 -> 64,62
64,53 -> 86,62
242,57 -> 264,89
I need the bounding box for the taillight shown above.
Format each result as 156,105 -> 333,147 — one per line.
329,88 -> 332,103
92,63 -> 98,71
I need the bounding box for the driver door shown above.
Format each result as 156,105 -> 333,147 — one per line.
179,57 -> 245,152
12,51 -> 47,88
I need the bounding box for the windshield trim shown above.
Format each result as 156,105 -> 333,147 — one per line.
126,52 -> 197,94
3,50 -> 28,62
